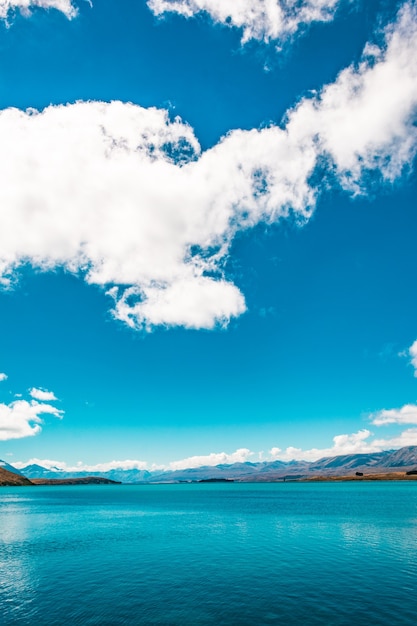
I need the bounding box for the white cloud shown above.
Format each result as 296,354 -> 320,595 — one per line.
0,372 -> 7,382
371,428 -> 417,449
269,426 -> 417,462
289,0 -> 417,189
371,403 -> 417,426
0,399 -> 63,441
270,400 -> 417,461
0,0 -> 77,20
11,457 -> 65,470
270,429 -> 377,462
168,447 -> 254,470
12,458 -> 148,471
0,3 -> 416,330
409,340 -> 417,376
148,0 -> 342,45
29,387 -> 57,401
73,459 -> 149,472
13,451 -> 253,472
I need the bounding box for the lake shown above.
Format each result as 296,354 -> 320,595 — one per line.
1,482 -> 416,625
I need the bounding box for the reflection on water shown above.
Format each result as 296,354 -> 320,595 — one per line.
0,483 -> 416,625
0,494 -> 39,624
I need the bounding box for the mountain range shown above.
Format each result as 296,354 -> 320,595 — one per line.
2,446 -> 417,484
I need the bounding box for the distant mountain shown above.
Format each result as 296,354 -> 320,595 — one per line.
307,451 -> 390,472
19,464 -> 151,483
378,446 -> 417,468
7,445 -> 417,484
21,464 -> 62,479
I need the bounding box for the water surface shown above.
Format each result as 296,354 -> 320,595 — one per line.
1,483 -> 416,625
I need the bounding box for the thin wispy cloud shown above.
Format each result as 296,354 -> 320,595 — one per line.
148,0 -> 343,45
0,2 -> 415,331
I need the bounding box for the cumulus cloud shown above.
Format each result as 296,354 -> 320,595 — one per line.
269,426 -> 417,461
371,403 -> 417,426
29,387 -> 58,401
288,0 -> 417,189
271,399 -> 417,461
148,0 -> 342,45
0,0 -> 77,20
0,2 -> 416,330
371,428 -> 417,449
0,372 -> 8,382
270,429 -> 377,462
168,448 -> 253,470
0,398 -> 63,441
409,340 -> 417,376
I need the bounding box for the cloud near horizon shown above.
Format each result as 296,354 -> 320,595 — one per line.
13,420 -> 417,469
148,0 -> 343,45
270,402 -> 417,461
12,453 -> 255,472
269,427 -> 417,462
168,447 -> 253,470
0,2 -> 415,330
11,457 -> 149,472
371,403 -> 417,426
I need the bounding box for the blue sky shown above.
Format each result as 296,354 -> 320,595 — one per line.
0,0 -> 417,471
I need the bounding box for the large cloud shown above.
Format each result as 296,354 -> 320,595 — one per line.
148,0 -> 342,45
0,0 -> 77,20
0,2 -> 416,330
0,398 -> 63,440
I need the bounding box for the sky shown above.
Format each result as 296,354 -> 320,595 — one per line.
0,0 -> 417,472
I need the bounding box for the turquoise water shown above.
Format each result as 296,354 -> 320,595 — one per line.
1,483 -> 417,625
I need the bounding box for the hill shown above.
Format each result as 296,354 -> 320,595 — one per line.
0,467 -> 33,486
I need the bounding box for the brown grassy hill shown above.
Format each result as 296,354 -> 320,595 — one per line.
0,467 -> 33,486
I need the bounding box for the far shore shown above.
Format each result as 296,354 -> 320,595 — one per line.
298,472 -> 417,482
